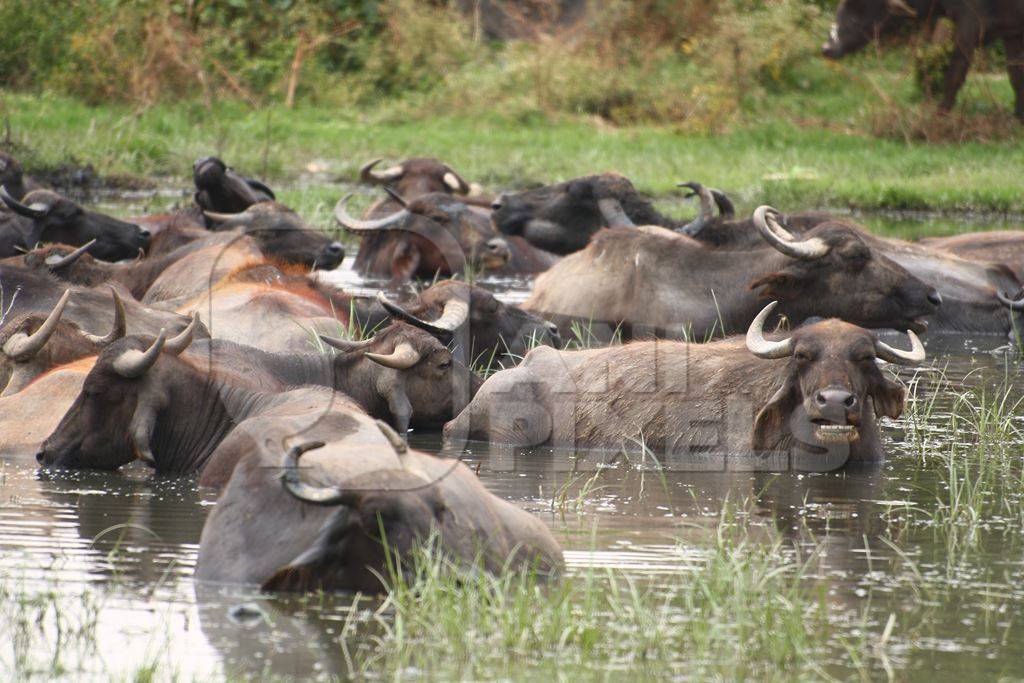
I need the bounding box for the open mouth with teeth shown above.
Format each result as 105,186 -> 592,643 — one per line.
814,422 -> 860,444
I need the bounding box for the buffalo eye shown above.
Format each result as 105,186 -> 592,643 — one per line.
437,358 -> 452,370
794,350 -> 814,363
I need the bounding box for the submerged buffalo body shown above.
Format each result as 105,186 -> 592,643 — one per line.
197,425 -> 563,593
445,303 -> 925,467
823,0 -> 1024,119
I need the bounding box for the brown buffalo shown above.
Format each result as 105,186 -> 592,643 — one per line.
524,206 -> 941,341
336,192 -> 553,281
196,423 -> 563,592
921,230 -> 1024,276
353,281 -> 561,367
445,302 -> 925,466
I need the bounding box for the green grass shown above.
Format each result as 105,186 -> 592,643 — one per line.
2,89 -> 1023,219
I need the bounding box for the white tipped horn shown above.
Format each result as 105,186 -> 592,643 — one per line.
2,289 -> 71,361
360,159 -> 405,185
113,330 -> 167,378
333,194 -> 408,232
745,301 -> 795,359
875,330 -> 926,365
753,205 -> 830,260
165,311 -> 199,355
365,340 -> 422,370
46,240 -> 96,269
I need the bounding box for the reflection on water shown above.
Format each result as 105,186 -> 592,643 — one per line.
2,188 -> 1024,677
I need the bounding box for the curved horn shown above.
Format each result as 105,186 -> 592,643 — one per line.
597,198 -> 635,228
442,170 -> 470,195
359,158 -> 405,185
0,186 -> 48,219
431,296 -> 470,332
333,194 -> 409,232
384,186 -> 408,208
112,330 -> 166,378
753,205 -> 829,260
745,301 -> 795,359
376,291 -> 453,338
165,311 -> 199,355
996,290 -> 1024,311
875,330 -> 926,364
319,334 -> 376,352
279,441 -> 356,506
202,209 -> 247,223
677,182 -> 715,236
46,240 -> 96,270
2,289 -> 70,361
365,341 -> 422,370
84,288 -> 126,345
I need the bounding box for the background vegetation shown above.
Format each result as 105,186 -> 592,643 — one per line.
0,0 -> 1021,215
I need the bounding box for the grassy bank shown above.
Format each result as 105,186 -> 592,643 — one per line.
2,91 -> 1023,217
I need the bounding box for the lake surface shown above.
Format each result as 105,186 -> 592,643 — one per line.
2,186 -> 1024,679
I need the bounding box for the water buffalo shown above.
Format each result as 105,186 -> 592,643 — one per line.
336,192 -> 554,281
203,202 -> 345,271
920,230 -> 1024,277
0,188 -> 151,260
359,157 -> 472,198
822,0 -> 1024,119
193,156 -> 275,221
0,358 -> 96,458
444,302 -> 924,466
353,282 -> 561,367
524,207 -> 941,341
197,424 -> 563,592
34,317 -> 474,487
682,186 -> 1023,334
187,319 -> 480,433
0,288 -> 124,395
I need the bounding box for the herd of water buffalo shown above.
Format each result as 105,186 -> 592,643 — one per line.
0,148 -> 1022,593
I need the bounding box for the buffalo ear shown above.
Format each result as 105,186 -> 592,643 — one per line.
870,376 -> 906,419
752,380 -> 798,452
261,508 -> 354,593
748,271 -> 800,299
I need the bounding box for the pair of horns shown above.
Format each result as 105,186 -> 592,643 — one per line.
360,158 -> 469,195
1,186 -> 50,219
676,182 -> 736,236
745,301 -> 926,364
1,288 -> 126,361
319,337 -> 420,370
278,421 -> 416,506
754,205 -> 831,260
112,311 -> 199,378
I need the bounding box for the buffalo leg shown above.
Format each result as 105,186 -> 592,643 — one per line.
939,36 -> 976,113
1005,34 -> 1024,121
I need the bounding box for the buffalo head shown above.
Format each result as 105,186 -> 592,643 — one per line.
359,157 -> 471,198
748,207 -> 941,333
1,189 -> 150,261
262,435 -> 448,593
193,156 -> 275,219
320,319 -> 480,431
747,301 -> 923,459
36,314 -> 199,470
377,282 -> 560,366
204,202 -> 345,270
822,0 -> 921,59
336,192 -> 510,281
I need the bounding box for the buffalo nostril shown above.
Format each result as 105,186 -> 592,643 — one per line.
491,201 -> 502,211
327,241 -> 344,254
844,395 -> 857,408
35,450 -> 45,464
138,228 -> 151,243
927,290 -> 942,308
815,392 -> 828,406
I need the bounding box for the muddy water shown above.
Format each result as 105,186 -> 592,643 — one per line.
3,189 -> 1024,678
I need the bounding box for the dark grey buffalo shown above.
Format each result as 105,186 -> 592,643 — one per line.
822,0 -> 1024,119
0,189 -> 150,260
